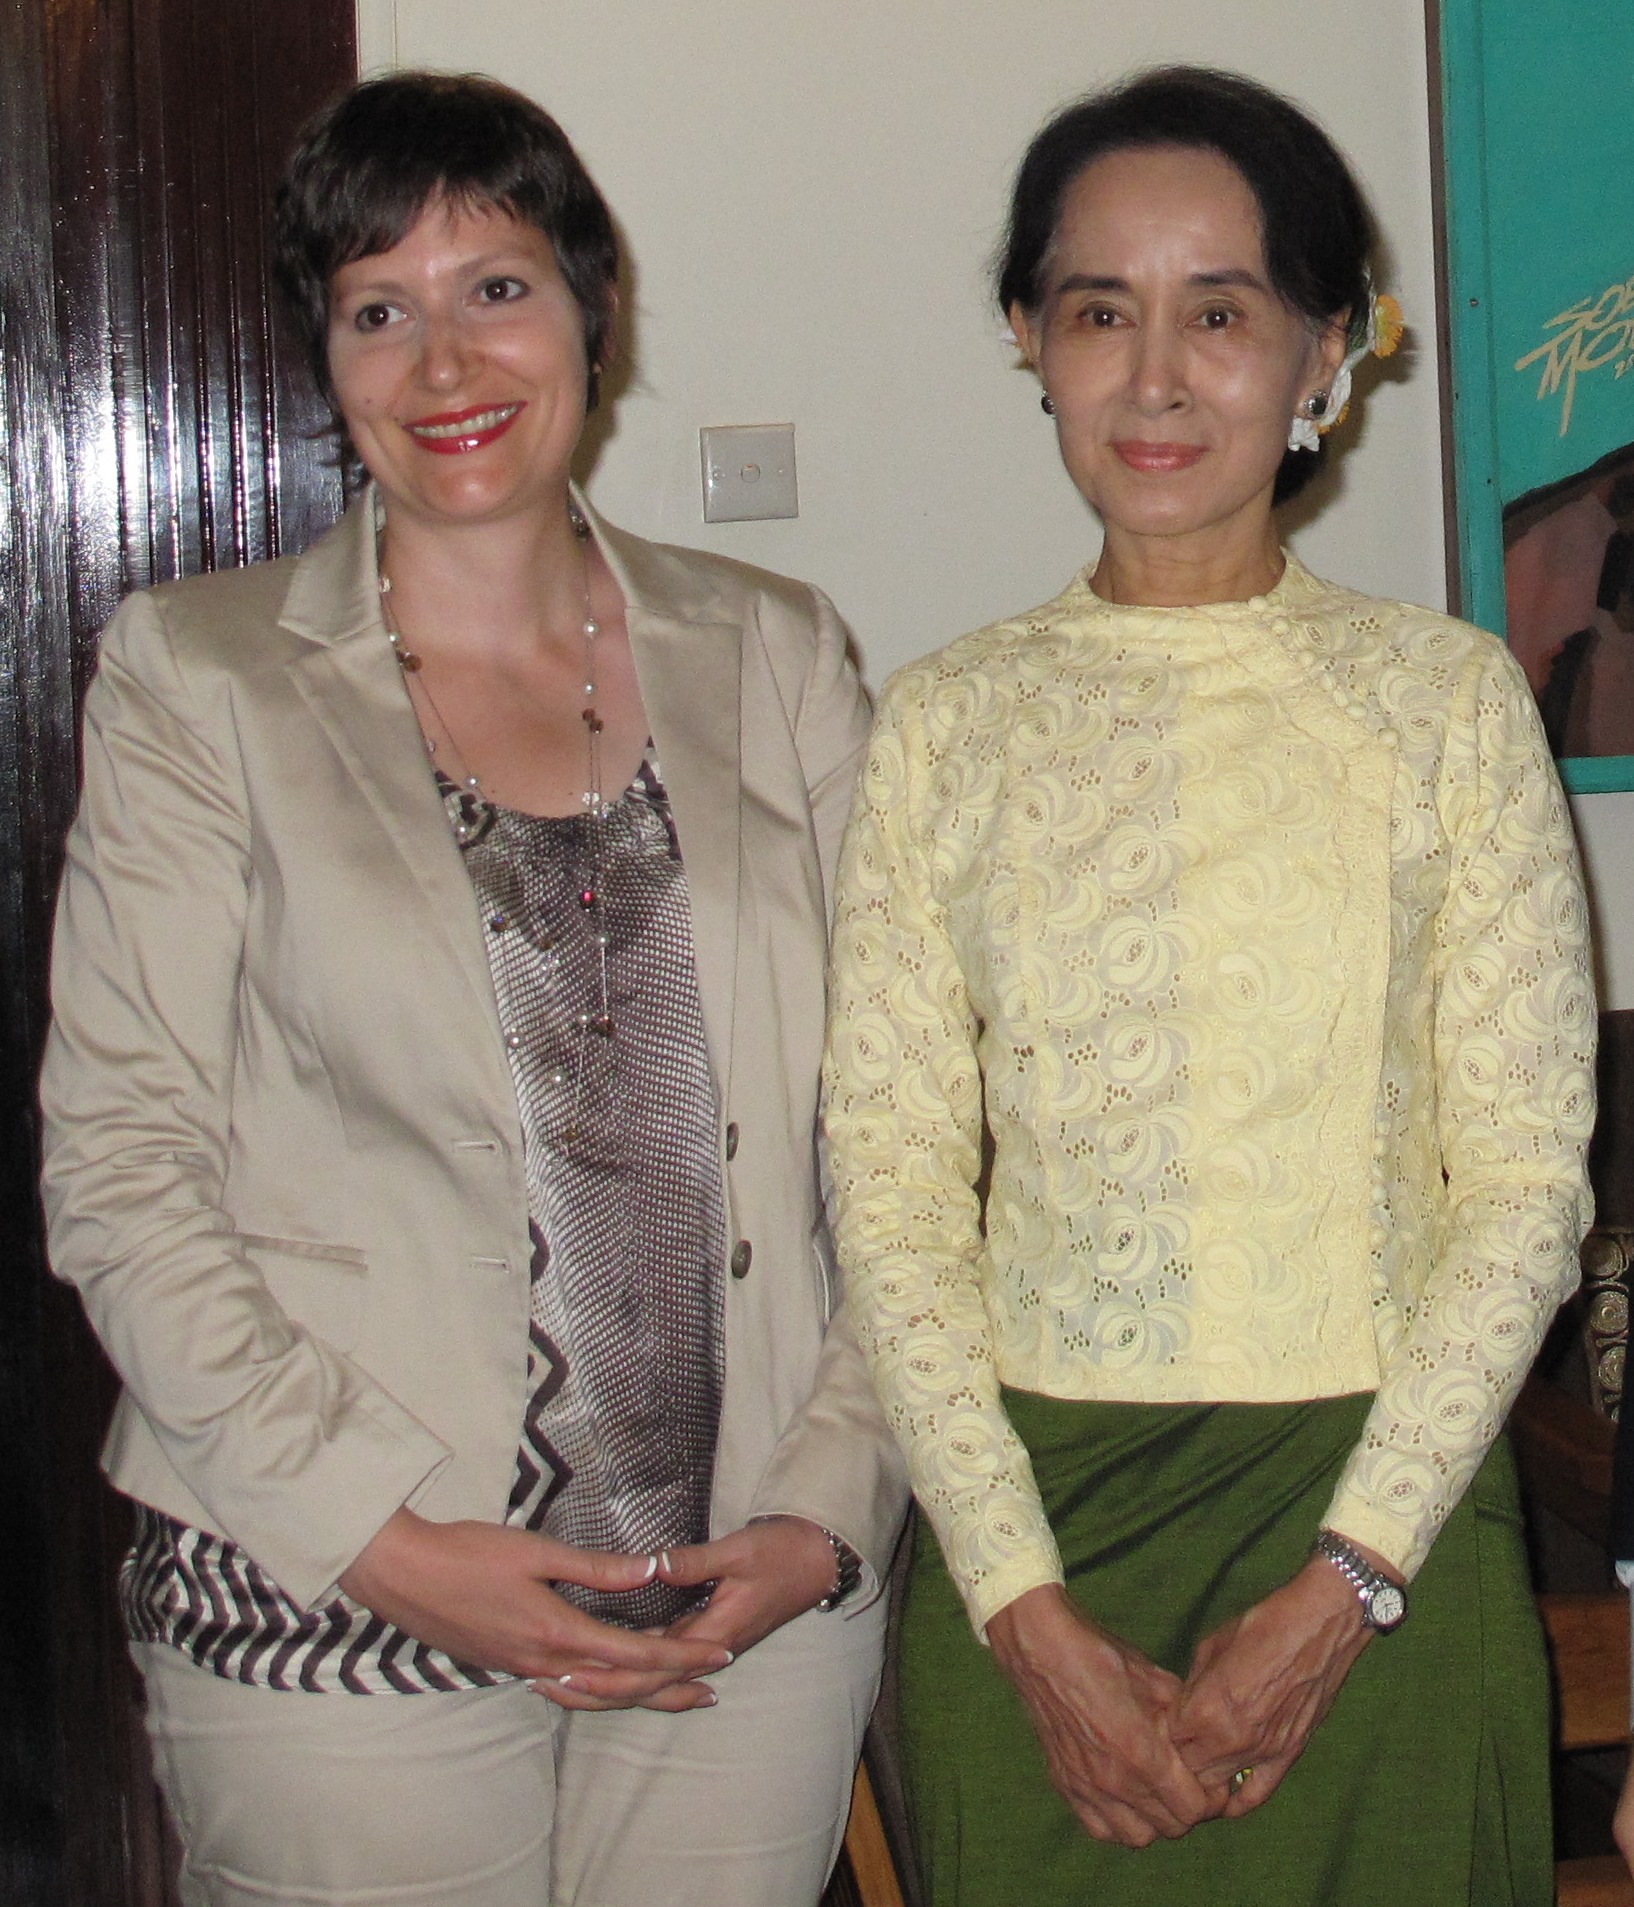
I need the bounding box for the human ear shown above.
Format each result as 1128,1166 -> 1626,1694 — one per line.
1009,300 -> 1044,378
1308,311 -> 1350,397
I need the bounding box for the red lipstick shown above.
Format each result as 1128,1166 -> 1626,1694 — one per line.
405,402 -> 525,454
1113,440 -> 1206,473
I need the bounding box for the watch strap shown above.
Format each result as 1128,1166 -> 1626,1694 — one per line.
1313,1529 -> 1407,1631
815,1526 -> 863,1612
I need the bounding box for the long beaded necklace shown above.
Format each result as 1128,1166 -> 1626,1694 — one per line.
378,505 -> 616,1132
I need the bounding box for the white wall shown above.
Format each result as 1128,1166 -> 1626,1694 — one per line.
360,0 -> 1443,660
356,0 -> 1634,1007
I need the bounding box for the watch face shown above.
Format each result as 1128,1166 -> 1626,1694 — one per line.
1367,1583 -> 1407,1631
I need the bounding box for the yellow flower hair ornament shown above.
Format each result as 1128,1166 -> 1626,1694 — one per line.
1369,292 -> 1405,360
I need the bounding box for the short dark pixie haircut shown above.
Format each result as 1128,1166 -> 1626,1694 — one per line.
997,66 -> 1375,503
274,71 -> 619,410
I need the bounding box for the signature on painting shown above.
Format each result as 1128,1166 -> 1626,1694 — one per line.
1514,273 -> 1634,437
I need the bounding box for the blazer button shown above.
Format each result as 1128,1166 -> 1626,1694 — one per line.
725,1122 -> 740,1161
730,1239 -> 753,1279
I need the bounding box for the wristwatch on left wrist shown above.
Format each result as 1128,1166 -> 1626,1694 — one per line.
815,1526 -> 863,1612
1313,1529 -> 1408,1633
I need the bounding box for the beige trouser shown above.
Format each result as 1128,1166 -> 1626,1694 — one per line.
135,1598 -> 885,1907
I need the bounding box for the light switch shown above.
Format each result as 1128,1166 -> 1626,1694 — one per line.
701,424 -> 798,523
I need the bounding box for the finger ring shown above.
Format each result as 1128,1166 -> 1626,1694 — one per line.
1229,1767 -> 1253,1794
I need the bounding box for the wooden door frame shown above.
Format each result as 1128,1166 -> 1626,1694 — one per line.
0,3 -> 353,1899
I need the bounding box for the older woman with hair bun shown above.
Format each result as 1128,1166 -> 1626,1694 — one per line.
40,69 -> 903,1907
824,64 -> 1593,1907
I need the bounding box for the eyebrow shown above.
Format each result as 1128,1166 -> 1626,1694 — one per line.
1054,268 -> 1269,294
335,248 -> 539,291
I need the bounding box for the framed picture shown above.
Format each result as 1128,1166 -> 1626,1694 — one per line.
1436,0 -> 1634,792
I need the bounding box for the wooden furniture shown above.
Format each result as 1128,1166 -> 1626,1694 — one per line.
1560,1859 -> 1634,1907
841,1764 -> 909,1907
1512,1226 -> 1634,1907
1545,1593 -> 1633,1756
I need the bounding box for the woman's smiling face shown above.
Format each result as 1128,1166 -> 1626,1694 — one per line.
1011,144 -> 1346,571
326,195 -> 594,529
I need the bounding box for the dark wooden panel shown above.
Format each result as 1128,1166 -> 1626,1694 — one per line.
1516,1374 -> 1617,1551
1593,1011 -> 1634,1231
49,0 -> 350,637
0,0 -> 77,1893
1,1 -> 353,1900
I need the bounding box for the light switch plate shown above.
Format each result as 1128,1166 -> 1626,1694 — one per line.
700,423 -> 798,522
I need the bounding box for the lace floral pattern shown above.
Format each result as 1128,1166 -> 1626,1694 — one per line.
824,557 -> 1595,1634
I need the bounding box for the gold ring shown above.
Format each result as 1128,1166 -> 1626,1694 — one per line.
1229,1766 -> 1254,1794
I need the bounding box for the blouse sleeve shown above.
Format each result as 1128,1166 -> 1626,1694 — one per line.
824,682 -> 1064,1636
1322,638 -> 1596,1578
746,579 -> 911,1598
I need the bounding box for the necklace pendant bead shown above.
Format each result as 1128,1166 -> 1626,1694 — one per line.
387,631 -> 423,673
583,618 -> 599,638
578,887 -> 597,908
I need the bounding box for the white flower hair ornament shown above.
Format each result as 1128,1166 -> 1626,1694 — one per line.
1288,290 -> 1404,453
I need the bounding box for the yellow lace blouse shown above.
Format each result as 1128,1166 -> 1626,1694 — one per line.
824,556 -> 1596,1636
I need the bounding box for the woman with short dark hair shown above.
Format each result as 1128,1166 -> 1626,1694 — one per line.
42,69 -> 902,1907
273,73 -> 620,413
825,65 -> 1592,1906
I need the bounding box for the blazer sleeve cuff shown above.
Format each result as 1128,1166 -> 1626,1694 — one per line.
115,1383 -> 455,1613
746,1449 -> 909,1614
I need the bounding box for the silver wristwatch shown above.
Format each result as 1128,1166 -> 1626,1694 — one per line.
815,1527 -> 863,1612
1313,1530 -> 1407,1632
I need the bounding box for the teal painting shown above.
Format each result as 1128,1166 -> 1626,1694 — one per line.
1439,0 -> 1634,791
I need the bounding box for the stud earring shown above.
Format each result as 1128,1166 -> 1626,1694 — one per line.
1306,391 -> 1330,419
1041,393 -> 1056,416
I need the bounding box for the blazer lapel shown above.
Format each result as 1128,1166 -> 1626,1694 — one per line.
276,498 -> 509,1044
586,499 -> 743,1101
273,489 -> 747,1097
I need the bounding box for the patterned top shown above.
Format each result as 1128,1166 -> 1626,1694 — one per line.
124,757 -> 725,1686
453,755 -> 725,1630
823,555 -> 1596,1636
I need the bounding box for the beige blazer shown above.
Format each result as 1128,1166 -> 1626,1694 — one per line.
40,493 -> 906,1610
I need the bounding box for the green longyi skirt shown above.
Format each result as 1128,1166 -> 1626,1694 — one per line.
899,1390 -> 1552,1907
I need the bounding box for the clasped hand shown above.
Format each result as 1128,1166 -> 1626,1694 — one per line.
340,1507 -> 837,1717
988,1557 -> 1376,1849
545,1513 -> 840,1712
